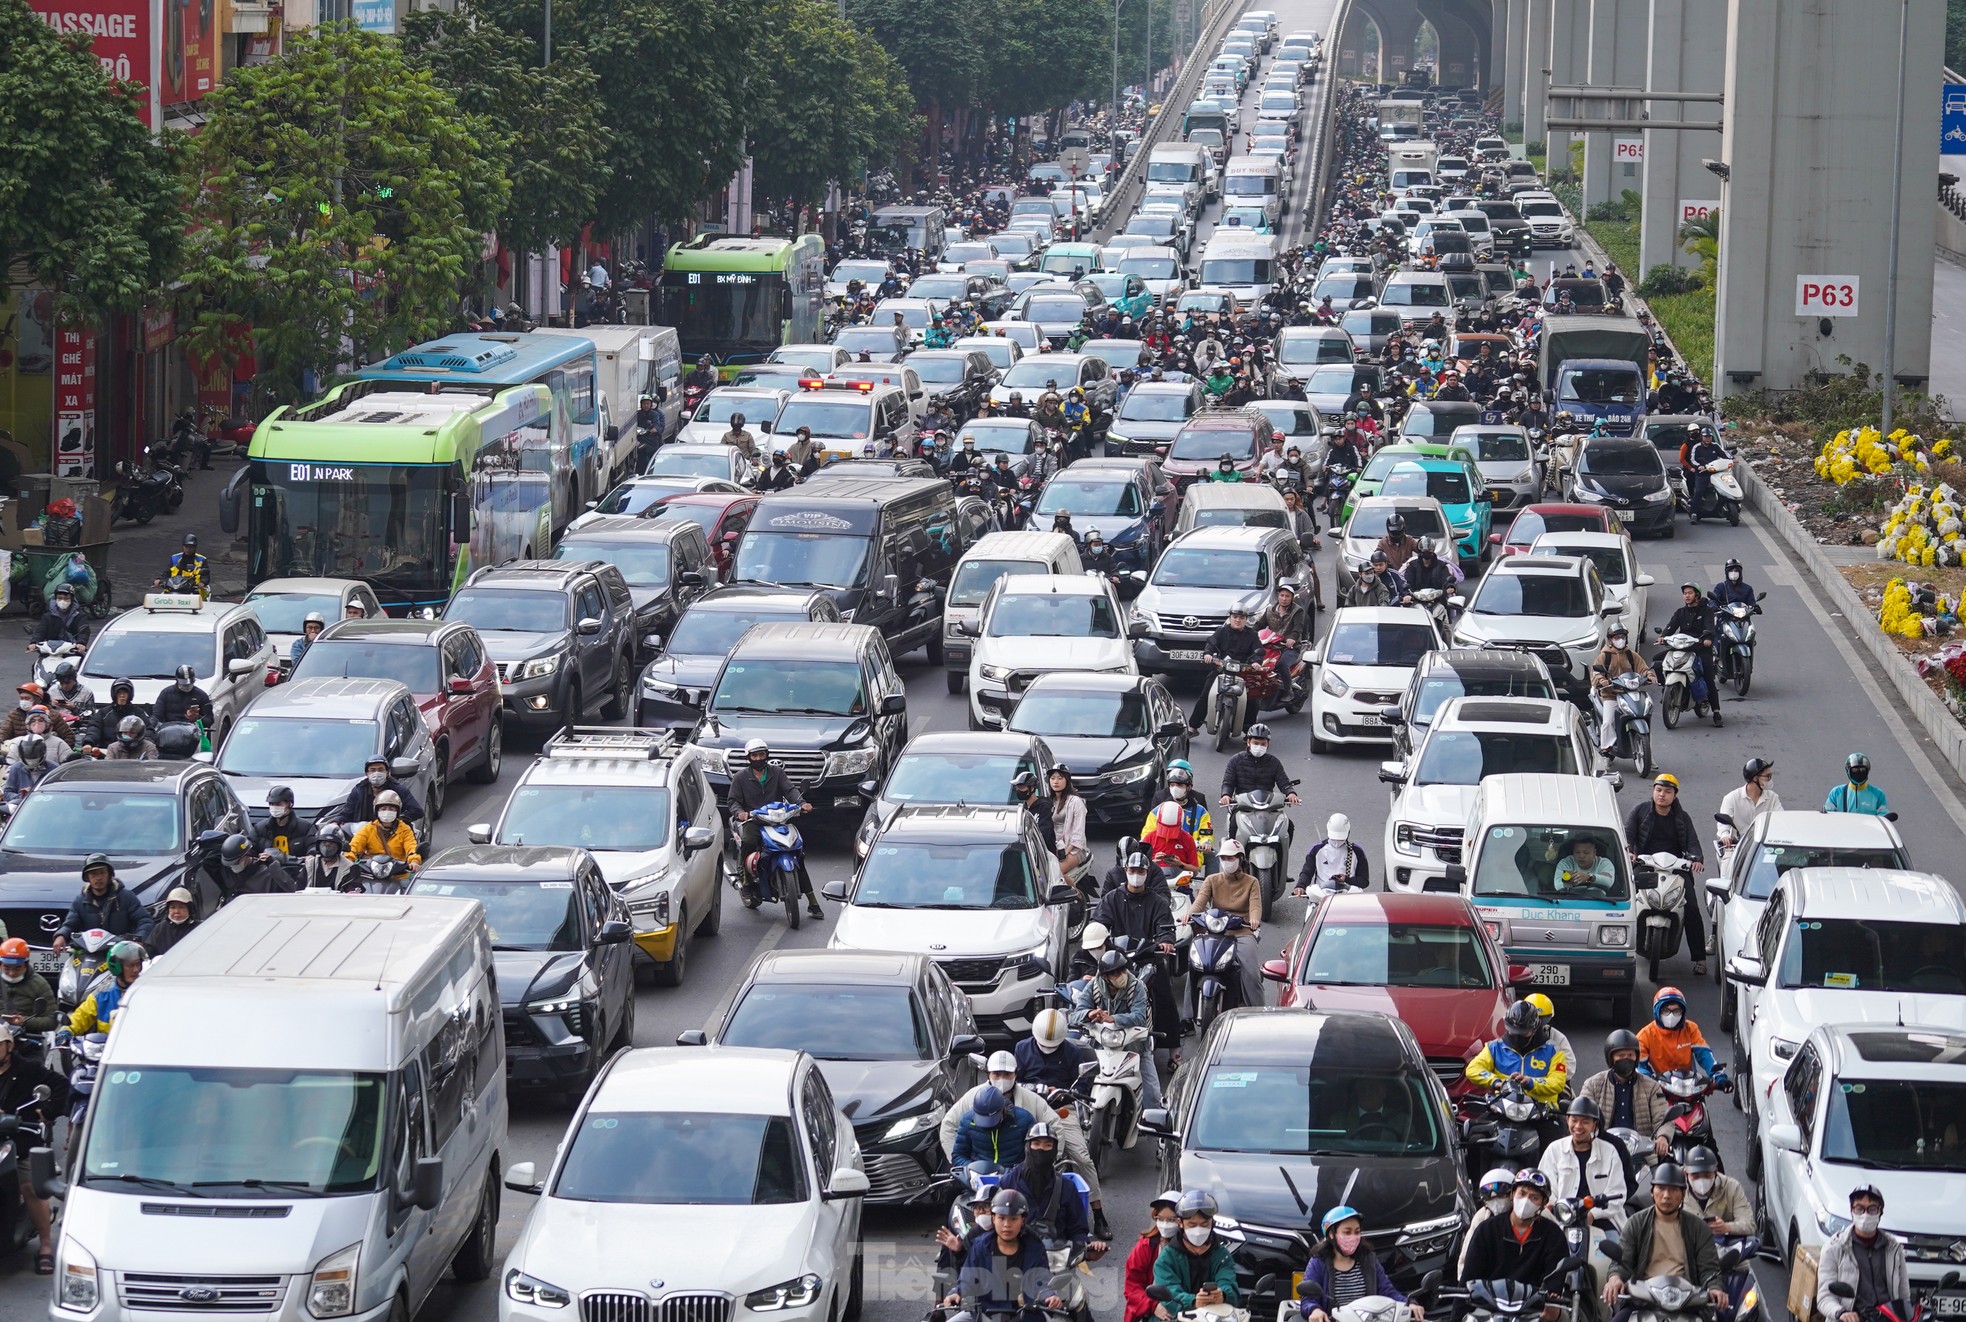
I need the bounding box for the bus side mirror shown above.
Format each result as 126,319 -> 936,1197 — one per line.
219,467 -> 247,535
451,490 -> 472,537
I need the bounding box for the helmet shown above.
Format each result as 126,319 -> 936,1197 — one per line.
745,738 -> 770,757
82,851 -> 112,879
1846,752 -> 1871,782
991,1188 -> 1031,1218
303,611 -> 326,629
1565,1095 -> 1603,1122
985,1049 -> 1018,1075
1743,757 -> 1773,782
1032,1007 -> 1069,1050
1025,1121 -> 1056,1144
1320,1204 -> 1363,1234
108,940 -> 147,978
1156,801 -> 1183,828
1176,1189 -> 1219,1219
373,790 -> 403,809
1603,1028 -> 1642,1064
1167,765 -> 1194,787
220,834 -> 254,865
1502,999 -> 1541,1051
1651,1162 -> 1688,1190
1152,1190 -> 1182,1212
52,660 -> 76,680
1079,921 -> 1111,952
164,887 -> 194,907
267,785 -> 295,806
182,534 -> 198,549
1512,1169 -> 1552,1196
16,735 -> 45,764
1244,723 -> 1272,742
1724,557 -> 1743,576
0,937 -> 29,963
1011,770 -> 1039,794
1524,993 -> 1556,1021
1682,1146 -> 1720,1174
111,677 -> 134,701
156,723 -> 199,758
970,1085 -> 1007,1128
1097,949 -> 1130,977
117,715 -> 145,740
1653,986 -> 1687,1018
1385,513 -> 1406,534
1478,1167 -> 1516,1198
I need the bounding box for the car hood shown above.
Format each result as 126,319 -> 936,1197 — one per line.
817,1058 -> 946,1127
679,421 -> 730,444
978,637 -> 1130,671
1393,782 -> 1478,828
221,773 -> 358,819
1477,459 -> 1533,482
591,848 -> 675,891
697,714 -> 860,754
493,950 -> 587,1007
1140,586 -> 1269,619
1065,511 -> 1150,544
643,652 -> 726,691
1772,989 -> 1966,1035
1577,472 -> 1658,497
1112,418 -> 1188,443
475,630 -> 570,664
1037,734 -> 1153,775
1292,985 -> 1501,1062
833,904 -> 1049,958
60,1188 -> 398,1279
1176,1149 -> 1459,1232
0,851 -> 185,907
1323,663 -> 1414,693
519,1201 -> 824,1292
1454,613 -> 1594,648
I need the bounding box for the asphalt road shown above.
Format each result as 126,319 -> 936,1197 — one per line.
8,7 -> 1966,1318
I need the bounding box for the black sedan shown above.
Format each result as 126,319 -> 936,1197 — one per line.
1140,1009 -> 1468,1312
413,845 -> 635,1100
680,947 -> 985,1205
1004,672 -> 1189,823
906,349 -> 999,421
1566,437 -> 1675,536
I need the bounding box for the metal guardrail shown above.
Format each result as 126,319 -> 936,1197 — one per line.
1297,0 -> 1355,244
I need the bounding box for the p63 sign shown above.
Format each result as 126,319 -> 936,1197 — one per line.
1796,276 -> 1860,317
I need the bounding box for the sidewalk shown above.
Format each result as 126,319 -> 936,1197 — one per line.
84,464 -> 246,613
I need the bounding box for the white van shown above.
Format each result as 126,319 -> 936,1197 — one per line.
1147,142 -> 1218,200
1197,232 -> 1278,308
1223,157 -> 1284,228
944,530 -> 1084,693
41,894 -> 508,1322
537,324 -> 683,481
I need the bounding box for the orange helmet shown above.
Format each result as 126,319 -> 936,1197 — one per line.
0,937 -> 29,962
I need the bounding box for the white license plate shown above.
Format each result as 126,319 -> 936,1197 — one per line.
1932,1296 -> 1966,1319
30,950 -> 62,974
1170,649 -> 1204,661
1358,713 -> 1383,726
1529,963 -> 1571,986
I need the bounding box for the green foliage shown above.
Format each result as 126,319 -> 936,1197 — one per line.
1754,357 -> 1949,438
1677,209 -> 1719,284
1948,0 -> 1966,73
845,0 -> 984,109
1587,210 -> 1715,385
177,25 -> 509,399
1636,264 -> 1702,298
746,0 -> 915,207
0,0 -> 184,317
402,2 -> 611,255
1586,187 -> 1642,223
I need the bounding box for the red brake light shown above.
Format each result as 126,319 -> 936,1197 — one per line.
851,381 -> 875,392
798,378 -> 826,390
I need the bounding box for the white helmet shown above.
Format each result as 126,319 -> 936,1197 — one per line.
1327,813 -> 1351,841
744,737 -> 770,756
1156,801 -> 1183,827
1078,921 -> 1111,952
986,1049 -> 1019,1074
1032,1008 -> 1070,1052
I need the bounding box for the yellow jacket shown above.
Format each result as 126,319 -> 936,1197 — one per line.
1464,1039 -> 1570,1105
345,818 -> 421,868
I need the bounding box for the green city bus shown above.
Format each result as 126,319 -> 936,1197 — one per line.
653,232 -> 826,371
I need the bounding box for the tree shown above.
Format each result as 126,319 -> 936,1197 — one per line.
745,0 -> 914,209
402,1 -> 611,257
1678,209 -> 1720,284
177,25 -> 508,399
845,0 -> 983,110
975,0 -> 1109,137
0,0 -> 184,317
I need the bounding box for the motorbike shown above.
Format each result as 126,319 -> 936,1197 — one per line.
1317,465 -> 1357,520
27,640 -> 85,690
1458,1080 -> 1563,1181
1292,1281 -> 1411,1322
0,1083 -> 54,1257
1687,458 -> 1744,526
1443,1276 -> 1570,1322
1824,1269 -> 1963,1322
1656,1065 -> 1727,1167
1710,1237 -> 1765,1322
1228,790 -> 1294,909
1203,660 -> 1252,752
1188,907 -> 1251,1038
1553,1196 -> 1617,1322
1654,631 -> 1704,729
1597,672 -> 1655,778
740,800 -> 809,930
57,928 -> 117,1013
112,456 -> 177,526
1147,1274 -> 1282,1322
1079,1016 -> 1149,1170
1408,586 -> 1462,635
145,439 -> 189,509
1632,852 -> 1690,981
333,851 -> 416,895
167,407 -> 213,470
1709,595 -> 1764,697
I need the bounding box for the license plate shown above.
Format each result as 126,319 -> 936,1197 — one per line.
30,950 -> 61,974
1359,713 -> 1383,726
1932,1296 -> 1966,1318
1170,649 -> 1204,661
1529,963 -> 1571,986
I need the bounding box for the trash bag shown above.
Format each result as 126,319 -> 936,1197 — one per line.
43,553 -> 98,605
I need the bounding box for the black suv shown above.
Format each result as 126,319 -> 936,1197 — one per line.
443,560 -> 638,732
552,516 -> 716,663
903,349 -> 998,420
413,845 -> 636,1098
637,584 -> 842,732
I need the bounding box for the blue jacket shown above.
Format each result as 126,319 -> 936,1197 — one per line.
955,1228 -> 1054,1307
3,760 -> 54,805
60,879 -> 154,943
1000,1158 -> 1091,1246
951,1105 -> 1036,1170
1299,1250 -> 1406,1314
1825,781 -> 1889,815
1013,1036 -> 1096,1096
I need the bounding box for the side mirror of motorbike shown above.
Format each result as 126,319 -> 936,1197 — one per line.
466,823 -> 492,845
1826,1281 -> 1857,1302
1724,955 -> 1766,987
676,1029 -> 709,1046
1713,811 -> 1735,827
1260,957 -> 1290,982
1756,591 -> 1768,601
1885,810 -> 1899,821
1145,1286 -> 1174,1304
821,879 -> 850,902
28,1147 -> 66,1201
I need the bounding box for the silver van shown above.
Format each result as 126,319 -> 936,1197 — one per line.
1174,482 -> 1291,536
38,894 -> 508,1322
1222,157 -> 1283,228
944,530 -> 1084,693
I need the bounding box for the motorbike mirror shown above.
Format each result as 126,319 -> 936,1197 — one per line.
28,1147 -> 65,1201
1756,591 -> 1767,601
1940,1272 -> 1961,1291
1885,811 -> 1899,821
1145,1287 -> 1174,1304
466,823 -> 492,845
1077,1058 -> 1101,1078
1260,957 -> 1290,982
1713,811 -> 1735,827
676,1029 -> 709,1046
1252,1277 -> 1283,1301
821,879 -> 851,902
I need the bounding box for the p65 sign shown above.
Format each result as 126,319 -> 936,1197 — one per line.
1796,276 -> 1861,318
1678,200 -> 1719,224
1613,137 -> 1644,162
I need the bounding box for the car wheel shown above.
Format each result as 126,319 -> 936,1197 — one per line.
560,679 -> 581,730
946,670 -> 965,696
844,1246 -> 866,1322
652,905 -> 689,987
427,745 -> 448,822
603,653 -> 632,720
611,990 -> 636,1053
467,717 -> 503,784
701,859 -> 728,936
450,1169 -> 499,1282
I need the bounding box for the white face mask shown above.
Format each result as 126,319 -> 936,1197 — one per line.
1,966 -> 24,985
1660,1010 -> 1685,1029
1728,571 -> 1741,582
1126,871 -> 1147,890
1170,784 -> 1188,799
1513,1196 -> 1539,1221
1485,1195 -> 1510,1216
270,804 -> 290,819
1248,741 -> 1269,757
367,770 -> 387,787
1156,1218 -> 1180,1239
974,1212 -> 994,1232
1853,1212 -> 1881,1236
1690,1177 -> 1715,1198
1183,1225 -> 1212,1246
378,810 -> 399,825
989,1075 -> 1016,1093
16,698 -> 30,711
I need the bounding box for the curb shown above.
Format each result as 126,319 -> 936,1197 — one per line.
1735,458 -> 1966,781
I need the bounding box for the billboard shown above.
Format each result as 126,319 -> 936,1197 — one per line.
26,0 -> 218,129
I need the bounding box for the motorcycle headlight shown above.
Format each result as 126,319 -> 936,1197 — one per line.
978,663 -> 1012,682
56,1237 -> 98,1313
506,1268 -> 573,1310
1502,1097 -> 1536,1121
1320,670 -> 1349,696
517,654 -> 561,680
824,745 -> 879,779
747,1274 -> 825,1311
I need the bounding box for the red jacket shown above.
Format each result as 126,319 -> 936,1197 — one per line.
1125,1233 -> 1166,1322
1141,821 -> 1199,870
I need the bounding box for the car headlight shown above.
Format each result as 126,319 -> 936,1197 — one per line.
881,1110 -> 941,1142
1320,670 -> 1349,697
56,1237 -> 97,1313
1107,432 -> 1131,446
1399,1214 -> 1461,1248
747,1274 -> 824,1311
307,1242 -> 361,1319
1134,610 -> 1161,630
1011,940 -> 1052,979
517,654 -> 561,680
1392,823 -> 1420,856
628,888 -> 672,929
1772,1036 -> 1800,1061
1451,510 -> 1476,526
978,663 -> 1012,682
825,745 -> 879,778
641,675 -> 686,697
1570,486 -> 1604,502
506,1268 -> 573,1310
1597,924 -> 1630,946
1511,469 -> 1536,483
1816,1206 -> 1851,1237
1644,488 -> 1672,503
1104,762 -> 1157,785
1559,632 -> 1603,651
837,608 -> 856,623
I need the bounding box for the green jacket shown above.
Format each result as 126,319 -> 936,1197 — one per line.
1152,1238 -> 1241,1312
0,969 -> 59,1033
1614,1206 -> 1721,1291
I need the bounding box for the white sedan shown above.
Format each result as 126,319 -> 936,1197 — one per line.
1307,606 -> 1445,753
1527,530 -> 1653,637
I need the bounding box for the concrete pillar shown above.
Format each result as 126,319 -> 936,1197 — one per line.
1580,0 -> 1651,209
1502,0 -> 1527,124
1714,0 -> 1942,397
1639,0 -> 1725,273
1546,0 -> 1590,171
1452,0 -> 1495,88
1340,5 -> 1380,81
1378,6 -> 1425,79
1521,0 -> 1552,143
1421,1 -> 1480,87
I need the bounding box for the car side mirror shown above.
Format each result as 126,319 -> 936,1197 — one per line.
226,658 -> 256,677
1635,573 -> 1655,587
1138,1107 -> 1178,1138
597,919 -> 632,945
576,617 -> 604,635
1768,1123 -> 1805,1154
1046,884 -> 1079,906
408,1156 -> 443,1212
390,757 -> 420,780
824,1168 -> 872,1200
1704,877 -> 1727,902
503,1160 -> 545,1195
1379,706 -> 1404,725
1506,963 -> 1535,991
683,825 -> 714,853
447,676 -> 474,697
676,1029 -> 709,1046
1724,956 -> 1766,987
679,571 -> 705,589
950,1033 -> 986,1058
1599,603 -> 1621,617
1443,863 -> 1467,888
880,693 -> 906,717
1128,619 -> 1148,639
1260,957 -> 1289,982
467,823 -> 492,845
821,879 -> 850,902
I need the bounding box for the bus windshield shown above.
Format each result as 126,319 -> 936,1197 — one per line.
246,461 -> 450,607
656,275 -> 786,358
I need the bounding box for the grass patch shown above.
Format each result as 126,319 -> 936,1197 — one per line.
1585,212 -> 1716,384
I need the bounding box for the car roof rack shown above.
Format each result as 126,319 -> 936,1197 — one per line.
542,726 -> 685,761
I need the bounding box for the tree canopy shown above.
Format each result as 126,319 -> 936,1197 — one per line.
747,0 -> 916,208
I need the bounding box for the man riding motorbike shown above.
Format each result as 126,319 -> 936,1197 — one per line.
1682,427 -> 1730,516
209,832 -> 296,897
1190,839 -> 1264,1008
77,678 -> 148,755
1825,751 -> 1891,815
1,735 -> 56,810
157,534 -> 209,596
1656,583 -> 1723,727
148,888 -> 202,958
1682,1146 -> 1753,1237
998,1122 -> 1105,1260
51,853 -> 152,955
1591,624 -> 1656,758
289,611 -> 327,668
729,738 -> 822,917
1537,1095 -> 1630,1229
0,939 -> 57,1035
153,664 -> 215,728
1579,1029 -> 1674,1159
68,939 -> 146,1035
1623,773 -> 1709,972
1255,586 -> 1310,697
28,583 -> 89,648
1464,999 -> 1570,1104
337,754 -> 425,829
1217,723 -> 1301,822
1187,605 -> 1263,733
0,1022 -> 66,1273
1293,814 -> 1371,894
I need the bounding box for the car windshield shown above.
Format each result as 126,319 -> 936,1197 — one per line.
3,789 -> 181,854
80,1068 -> 386,1195
1010,687 -> 1152,737
1169,428 -> 1257,462
1152,548 -> 1266,589
1471,825 -> 1629,899
1412,674 -> 1554,725
1119,256 -> 1180,281
768,348 -> 840,373
1739,844 -> 1905,901
955,422 -> 1039,455
1024,296 -> 1089,323
712,659 -> 865,717
906,278 -> 968,301
668,607 -> 802,655
1324,621 -> 1435,668
831,328 -> 902,358
1126,217 -> 1177,238
1508,511 -> 1600,543
831,260 -> 889,286
696,394 -> 774,426
1383,281 -> 1450,307
1001,360 -> 1081,391
410,877 -> 583,950
1473,572 -> 1591,618
1820,1078 -> 1966,1172
219,717 -> 376,778
1465,431 -> 1531,462
1777,919 -> 1966,993
733,532 -> 869,589
949,559 -> 1049,609
1198,258 -> 1273,286
445,589 -> 568,634
1579,445 -> 1660,478
1252,406 -> 1317,440
81,629 -> 208,681
1415,730 -> 1579,784
1346,506 -> 1447,539
553,539 -> 671,588
1405,407 -> 1477,438
1187,1066 -> 1441,1155
496,785 -> 673,851
1279,335 -> 1348,365
1303,922 -> 1495,989
885,750 -> 1036,804
1541,543 -> 1625,585
1084,342 -> 1146,370
988,592 -> 1119,638
1383,468 -> 1473,505
1304,365 -> 1366,396
645,450 -> 733,480
554,1112 -> 805,1204
854,842 -> 1040,909
290,639 -> 442,692
724,984 -> 929,1060
243,591 -> 348,635
591,482 -> 692,517
1035,477 -> 1140,518
907,356 -> 969,385
772,398 -> 872,440
1119,391 -> 1195,423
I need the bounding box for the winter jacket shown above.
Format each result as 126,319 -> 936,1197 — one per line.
1013,1036 -> 1096,1096
1579,1068 -> 1673,1138
1612,1207 -> 1721,1291
1816,1227 -> 1909,1319
1068,969 -> 1151,1031
1464,1039 -> 1569,1105
345,818 -> 420,867
950,1104 -> 1036,1170
1300,1248 -> 1406,1311
1125,1234 -> 1170,1322
153,684 -> 215,727
955,1229 -> 1054,1308
999,1157 -> 1090,1245
1153,1238 -> 1241,1312
1636,1017 -> 1717,1077
339,776 -> 426,827
1093,882 -> 1176,948
60,881 -> 153,943
1459,1212 -> 1569,1288
1219,750 -> 1297,798
939,1081 -> 1060,1156
1537,1137 -> 1631,1227
0,970 -> 60,1032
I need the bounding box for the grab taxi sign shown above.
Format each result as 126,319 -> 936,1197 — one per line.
1796,276 -> 1861,318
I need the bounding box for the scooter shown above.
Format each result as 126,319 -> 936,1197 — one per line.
1657,1066 -> 1728,1167
1632,852 -> 1690,982
1688,458 -> 1744,526
0,1084 -> 54,1257
1204,660 -> 1253,752
1458,1080 -> 1563,1182
1654,631 -> 1704,730
1824,1269 -> 1963,1322
741,800 -> 809,931
1597,673 -> 1655,778
26,640 -> 85,690
1711,1237 -> 1765,1322
333,851 -> 416,895
56,928 -> 116,1013
112,458 -> 175,526
1554,1196 -> 1615,1322
1189,908 -> 1251,1038
1709,595 -> 1764,698
1228,790 -> 1294,909
1408,586 -> 1462,635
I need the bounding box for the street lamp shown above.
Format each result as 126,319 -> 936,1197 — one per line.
1113,0 -> 1129,128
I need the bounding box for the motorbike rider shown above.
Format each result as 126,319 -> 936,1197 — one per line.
1187,605 -> 1263,733
147,887 -> 202,958
29,583 -> 89,648
1274,444 -> 1316,494
0,1022 -> 66,1273
1580,1030 -> 1674,1159
944,1188 -> 1058,1313
343,790 -> 422,870
1125,1193 -> 1184,1322
1093,853 -> 1182,1056
1636,987 -> 1729,1090
153,664 -> 215,727
782,427 -> 822,479
46,660 -> 93,720
1590,623 -> 1656,759
1082,529 -> 1121,578
1256,585 -> 1310,696
1465,999 -> 1570,1104
1293,813 -> 1370,895
1681,1147 -> 1752,1237
1524,994 -> 1575,1073
1657,582 -> 1723,727
68,939 -> 145,1034
211,832 -> 296,897
719,412 -> 760,464
1458,1169 -> 1569,1319
933,1173 -> 1000,1297
1218,722 -> 1301,808
1300,1205 -> 1426,1322
632,394 -> 666,469
0,684 -> 71,743
1825,752 -> 1891,815
52,854 -> 152,955
1,734 -> 52,810
1718,757 -> 1781,838
998,1122 -> 1104,1260
730,739 -> 822,918
338,754 -> 426,830
1816,1185 -> 1909,1322
1376,512 -> 1420,571
157,533 -> 209,596
1013,769 -> 1058,857
1152,1190 -> 1241,1318
0,939 -> 57,1034
1141,801 -> 1202,873
1599,1164 -> 1728,1318
1682,427 -> 1730,516
1400,539 -> 1458,603
290,611 -> 327,667
1202,452 -> 1244,483
1459,1168 -> 1526,1278
758,451 -> 799,491
1344,551 -> 1404,607
1145,762 -> 1211,858
1708,558 -> 1759,609
1623,773 -> 1709,972
1190,839 -> 1264,1008
78,677 -> 148,755
1068,947 -> 1162,1113
1537,1095 -> 1631,1229
950,1084 -> 1038,1173
252,784 -> 316,870
686,355 -> 718,392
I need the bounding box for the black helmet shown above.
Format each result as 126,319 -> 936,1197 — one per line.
52,660 -> 76,680
1603,1028 -> 1642,1064
82,852 -> 112,879
1682,1146 -> 1719,1174
174,663 -> 197,686
1723,557 -> 1743,576
267,785 -> 296,806
991,1188 -> 1031,1218
16,735 -> 45,764
1743,757 -> 1772,783
182,533 -> 198,549
1564,1095 -> 1603,1122
1011,770 -> 1039,794
1502,999 -> 1541,1051
1176,1189 -> 1219,1219
1651,1162 -> 1688,1190
1097,949 -> 1130,976
1244,723 -> 1272,741
220,834 -> 254,865
1846,752 -> 1871,783
1385,513 -> 1406,534
155,723 -> 200,758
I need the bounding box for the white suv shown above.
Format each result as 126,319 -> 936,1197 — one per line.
1726,867 -> 1966,1125
1380,696 -> 1599,892
78,593 -> 279,745
1450,553 -> 1618,703
966,573 -> 1136,730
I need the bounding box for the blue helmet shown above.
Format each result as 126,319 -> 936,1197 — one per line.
1320,1204 -> 1363,1234
969,1085 -> 1006,1129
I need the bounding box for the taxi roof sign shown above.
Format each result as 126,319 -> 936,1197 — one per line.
142,592 -> 206,613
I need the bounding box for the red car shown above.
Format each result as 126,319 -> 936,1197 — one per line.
1261,892 -> 1523,1098
646,491 -> 759,580
1489,501 -> 1626,557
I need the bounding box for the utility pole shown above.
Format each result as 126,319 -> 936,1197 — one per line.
1112,0 -> 1127,127
1882,0 -> 1908,438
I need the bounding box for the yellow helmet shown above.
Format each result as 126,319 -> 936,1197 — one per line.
1525,993 -> 1556,1020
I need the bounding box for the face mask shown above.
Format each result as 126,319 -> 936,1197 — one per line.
1026,1146 -> 1054,1170
1334,1231 -> 1363,1256
1156,1218 -> 1180,1239
1,966 -> 23,985
974,1212 -> 994,1232
1248,742 -> 1269,757
1660,1010 -> 1684,1029
990,1075 -> 1016,1092
1126,871 -> 1147,890
1170,784 -> 1188,799
378,809 -> 399,825
1728,571 -> 1741,582
1853,1212 -> 1881,1236
1183,1226 -> 1212,1246
1485,1195 -> 1510,1216
1611,1057 -> 1638,1079
1690,1177 -> 1715,1198
367,771 -> 387,787
271,804 -> 290,819
16,699 -> 30,711
1513,1196 -> 1539,1221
